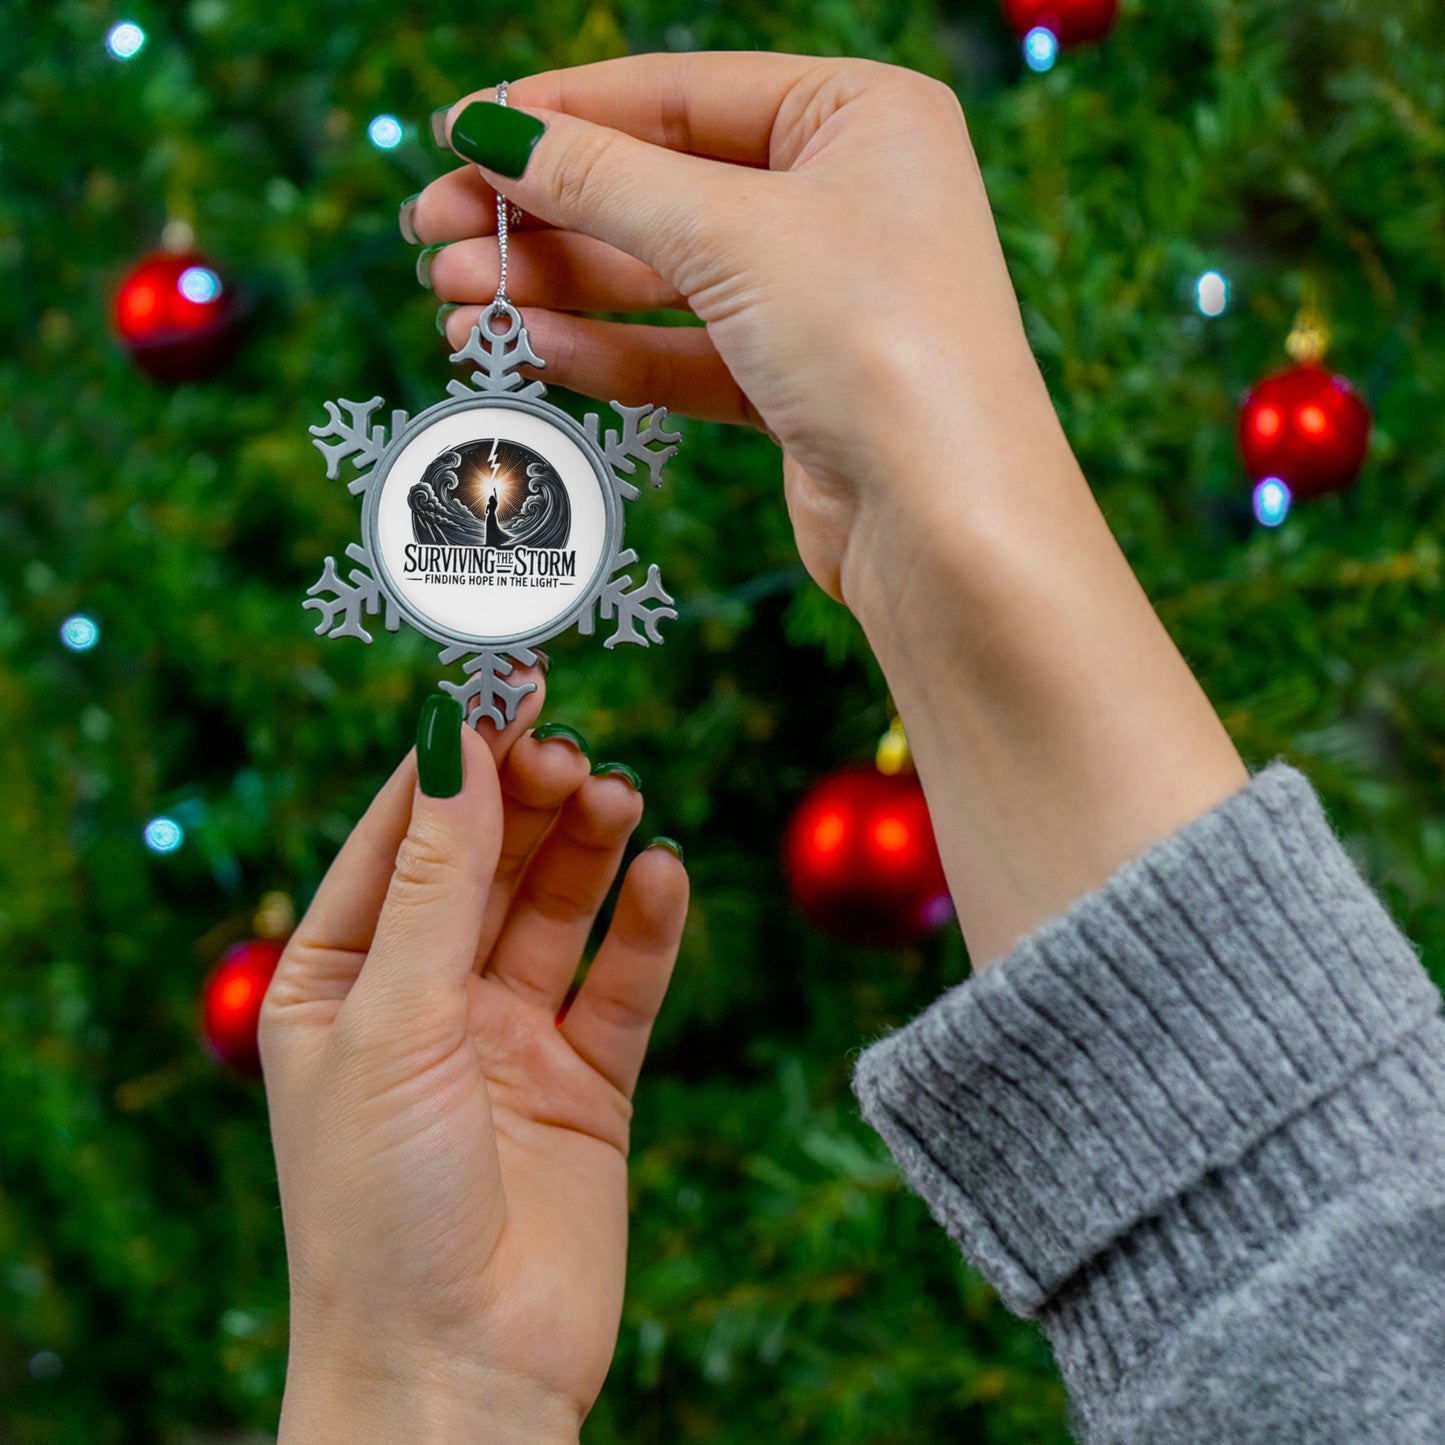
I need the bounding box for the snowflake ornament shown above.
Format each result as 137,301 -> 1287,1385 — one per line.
305,303 -> 680,727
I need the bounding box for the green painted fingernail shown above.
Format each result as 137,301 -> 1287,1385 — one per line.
417,694 -> 464,797
430,105 -> 453,148
591,760 -> 641,791
645,836 -> 684,864
398,193 -> 422,245
435,302 -> 460,337
533,722 -> 589,755
450,101 -> 546,179
416,242 -> 448,290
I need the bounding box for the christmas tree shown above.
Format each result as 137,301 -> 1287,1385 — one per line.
3,0 -> 1443,1441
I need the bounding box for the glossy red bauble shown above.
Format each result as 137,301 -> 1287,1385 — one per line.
784,766 -> 953,947
200,939 -> 284,1076
1003,0 -> 1119,45
1237,362 -> 1372,500
113,250 -> 240,382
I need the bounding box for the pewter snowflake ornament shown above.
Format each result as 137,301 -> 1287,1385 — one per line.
304,303 -> 680,728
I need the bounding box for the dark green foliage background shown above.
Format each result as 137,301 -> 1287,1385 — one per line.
3,0 -> 1443,1440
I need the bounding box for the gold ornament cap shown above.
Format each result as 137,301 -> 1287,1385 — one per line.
876,715 -> 913,776
1285,286 -> 1331,365
253,891 -> 296,940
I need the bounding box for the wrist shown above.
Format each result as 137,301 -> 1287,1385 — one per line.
835,375 -> 1248,972
279,1342 -> 582,1445
838,341 -> 1082,638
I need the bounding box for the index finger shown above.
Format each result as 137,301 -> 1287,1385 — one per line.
457,51 -> 847,168
411,54 -> 887,252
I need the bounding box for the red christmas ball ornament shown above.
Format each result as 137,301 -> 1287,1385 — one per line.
200,939 -> 284,1076
1238,362 -> 1371,501
1003,0 -> 1119,46
113,250 -> 240,382
784,765 -> 953,947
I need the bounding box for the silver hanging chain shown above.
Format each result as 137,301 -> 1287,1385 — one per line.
491,82 -> 523,317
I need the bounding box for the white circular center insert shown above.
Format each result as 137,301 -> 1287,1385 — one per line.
374,404 -> 608,644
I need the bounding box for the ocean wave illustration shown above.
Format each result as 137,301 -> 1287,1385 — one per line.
408,449 -> 487,545
504,463 -> 571,549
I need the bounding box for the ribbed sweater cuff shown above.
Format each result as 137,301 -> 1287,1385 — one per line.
849,758 -> 1443,1318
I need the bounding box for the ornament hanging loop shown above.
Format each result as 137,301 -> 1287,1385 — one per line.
481,299 -> 524,342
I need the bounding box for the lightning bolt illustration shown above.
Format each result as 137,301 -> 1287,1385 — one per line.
487,437 -> 502,494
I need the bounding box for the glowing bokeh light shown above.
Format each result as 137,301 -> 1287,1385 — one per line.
178,266 -> 222,304
872,816 -> 911,856
120,281 -> 157,328
1252,406 -> 1282,441
811,812 -> 847,855
1196,270 -> 1229,317
219,975 -> 256,1011
368,114 -> 404,150
106,21 -> 146,59
1253,477 -> 1292,528
144,816 -> 185,853
1298,404 -> 1328,436
60,615 -> 100,652
1024,26 -> 1059,72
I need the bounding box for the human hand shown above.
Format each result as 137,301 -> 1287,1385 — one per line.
259,679 -> 688,1442
410,53 -> 1060,604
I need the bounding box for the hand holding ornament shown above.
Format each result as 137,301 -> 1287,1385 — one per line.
261,671 -> 687,1444
410,51 -> 1057,607
410,52 -> 1249,979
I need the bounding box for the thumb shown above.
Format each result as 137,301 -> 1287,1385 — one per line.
345,695 -> 503,1031
441,95 -> 759,290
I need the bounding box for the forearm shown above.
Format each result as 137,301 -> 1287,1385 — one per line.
841,352 -> 1249,970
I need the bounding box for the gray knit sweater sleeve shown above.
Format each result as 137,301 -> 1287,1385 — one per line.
849,759 -> 1445,1442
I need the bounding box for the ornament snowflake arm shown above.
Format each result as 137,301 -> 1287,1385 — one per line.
303,307 -> 681,729
303,543 -> 400,643
309,398 -> 411,492
435,644 -> 543,733
583,402 -> 682,499
446,317 -> 547,401
580,551 -> 677,649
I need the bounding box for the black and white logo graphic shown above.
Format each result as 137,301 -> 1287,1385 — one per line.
371,403 -> 610,644
407,438 -> 570,550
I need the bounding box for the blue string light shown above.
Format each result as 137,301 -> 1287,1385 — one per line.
1024,27 -> 1059,72
178,266 -> 223,303
106,21 -> 146,59
60,615 -> 100,652
1253,477 -> 1291,528
368,114 -> 404,150
144,817 -> 185,853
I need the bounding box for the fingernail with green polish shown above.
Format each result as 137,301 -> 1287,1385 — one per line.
533,722 -> 589,756
435,302 -> 460,337
417,693 -> 464,797
398,193 -> 422,245
591,760 -> 641,791
416,242 -> 448,290
645,836 -> 685,865
430,105 -> 453,148
450,101 -> 547,179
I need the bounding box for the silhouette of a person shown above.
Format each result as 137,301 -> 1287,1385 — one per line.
483,489 -> 511,550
